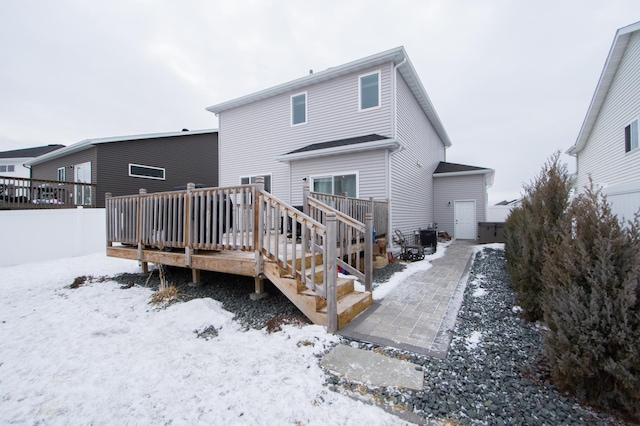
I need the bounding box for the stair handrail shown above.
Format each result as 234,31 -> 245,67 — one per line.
308,191 -> 388,237
304,190 -> 373,292
256,189 -> 333,295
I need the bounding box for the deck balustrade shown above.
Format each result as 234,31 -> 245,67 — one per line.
0,176 -> 96,209
106,180 -> 384,332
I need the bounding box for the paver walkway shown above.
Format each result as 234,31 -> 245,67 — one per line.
339,240 -> 475,359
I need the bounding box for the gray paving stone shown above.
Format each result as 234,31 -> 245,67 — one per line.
339,240 -> 476,358
321,344 -> 424,390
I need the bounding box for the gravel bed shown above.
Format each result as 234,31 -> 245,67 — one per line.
111,250 -> 628,424
112,262 -> 405,331
337,248 -> 628,425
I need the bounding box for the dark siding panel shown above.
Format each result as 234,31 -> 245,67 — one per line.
96,132 -> 218,207
31,148 -> 97,183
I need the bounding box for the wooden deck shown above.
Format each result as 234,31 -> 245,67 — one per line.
105,181 -> 385,332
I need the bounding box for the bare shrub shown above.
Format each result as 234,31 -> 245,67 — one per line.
150,286 -> 179,306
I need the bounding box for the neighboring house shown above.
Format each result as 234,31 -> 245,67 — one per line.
27,129 -> 218,208
567,20 -> 640,221
0,145 -> 64,179
206,46 -> 491,240
433,162 -> 495,238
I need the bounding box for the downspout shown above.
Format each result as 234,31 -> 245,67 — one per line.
388,56 -> 406,249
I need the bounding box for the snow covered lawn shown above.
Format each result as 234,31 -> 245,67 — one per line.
0,254 -> 406,425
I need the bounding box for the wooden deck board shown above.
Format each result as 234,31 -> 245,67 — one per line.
107,245 -> 257,277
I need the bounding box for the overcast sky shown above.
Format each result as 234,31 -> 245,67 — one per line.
1,1 -> 639,203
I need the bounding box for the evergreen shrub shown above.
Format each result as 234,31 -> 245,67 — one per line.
503,152 -> 571,320
542,185 -> 640,419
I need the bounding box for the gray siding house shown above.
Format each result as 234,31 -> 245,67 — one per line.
567,21 -> 640,221
433,162 -> 494,239
27,129 -> 218,208
207,47 -> 491,240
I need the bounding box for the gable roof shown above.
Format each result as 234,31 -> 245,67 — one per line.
0,144 -> 65,159
276,134 -> 401,162
206,46 -> 452,148
27,129 -> 218,166
567,20 -> 640,155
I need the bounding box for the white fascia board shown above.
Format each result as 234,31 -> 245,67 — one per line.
275,139 -> 403,163
567,21 -> 640,155
433,169 -> 494,179
1,156 -> 32,163
27,129 -> 218,166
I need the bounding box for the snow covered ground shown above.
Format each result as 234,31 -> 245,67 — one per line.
0,254 -> 408,425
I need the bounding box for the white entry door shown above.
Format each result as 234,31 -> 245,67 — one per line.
74,162 -> 92,205
454,200 -> 476,240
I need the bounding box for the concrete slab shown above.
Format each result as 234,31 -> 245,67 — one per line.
321,344 -> 424,391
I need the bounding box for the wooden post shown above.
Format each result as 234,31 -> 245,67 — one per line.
364,212 -> 373,293
302,181 -> 310,216
191,268 -> 201,286
105,192 -> 112,247
251,176 -> 268,300
185,183 -> 194,268
326,212 -> 338,333
138,188 -> 148,273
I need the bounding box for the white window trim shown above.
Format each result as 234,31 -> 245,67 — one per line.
290,91 -> 307,126
57,167 -> 66,181
240,173 -> 272,192
128,163 -> 166,180
358,70 -> 381,112
310,171 -> 359,198
625,117 -> 639,153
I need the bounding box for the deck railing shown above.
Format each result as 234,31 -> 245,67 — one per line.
106,184 -> 255,252
308,191 -> 388,237
305,195 -> 373,292
257,190 -> 328,295
0,176 -> 96,209
105,180 -> 373,333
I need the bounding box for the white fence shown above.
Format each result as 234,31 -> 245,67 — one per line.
486,206 -> 513,222
0,208 -> 105,267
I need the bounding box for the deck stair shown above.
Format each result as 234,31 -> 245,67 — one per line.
262,254 -> 372,329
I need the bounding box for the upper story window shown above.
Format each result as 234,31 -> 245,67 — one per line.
129,163 -> 165,180
625,119 -> 639,153
241,174 -> 271,192
0,165 -> 15,173
291,92 -> 307,126
57,167 -> 66,181
359,71 -> 380,111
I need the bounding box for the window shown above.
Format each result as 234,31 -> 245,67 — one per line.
312,173 -> 357,197
625,119 -> 639,153
359,71 -> 380,110
0,166 -> 5,173
0,165 -> 14,173
129,163 -> 165,180
241,174 -> 271,192
57,167 -> 66,182
291,92 -> 307,125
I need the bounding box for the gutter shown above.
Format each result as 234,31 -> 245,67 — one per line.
388,57 -> 407,249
